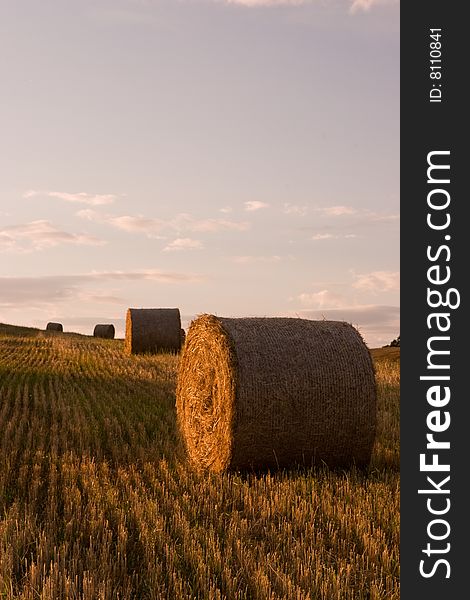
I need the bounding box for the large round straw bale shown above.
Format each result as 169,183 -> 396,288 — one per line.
125,308 -> 181,354
46,322 -> 63,332
93,324 -> 115,339
176,315 -> 376,472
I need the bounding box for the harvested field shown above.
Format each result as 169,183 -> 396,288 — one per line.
0,324 -> 399,599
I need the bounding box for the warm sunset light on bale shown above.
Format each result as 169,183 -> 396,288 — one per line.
176,315 -> 377,473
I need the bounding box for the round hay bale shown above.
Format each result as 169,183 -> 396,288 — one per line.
125,308 -> 181,354
93,324 -> 115,339
46,322 -> 63,332
176,315 -> 377,472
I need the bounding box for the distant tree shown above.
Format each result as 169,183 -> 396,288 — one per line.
382,335 -> 400,348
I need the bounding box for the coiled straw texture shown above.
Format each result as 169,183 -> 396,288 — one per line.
176,315 -> 376,472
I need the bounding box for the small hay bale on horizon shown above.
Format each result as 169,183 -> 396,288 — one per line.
125,308 -> 182,354
93,324 -> 115,339
46,322 -> 63,332
176,315 -> 377,473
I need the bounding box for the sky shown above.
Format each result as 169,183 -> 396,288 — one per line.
0,0 -> 399,347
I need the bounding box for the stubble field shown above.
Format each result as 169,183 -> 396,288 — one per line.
0,323 -> 399,599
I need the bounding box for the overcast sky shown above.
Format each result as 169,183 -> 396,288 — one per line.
0,0 -> 399,347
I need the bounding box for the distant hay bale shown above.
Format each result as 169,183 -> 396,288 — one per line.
176,315 -> 377,473
93,324 -> 115,339
46,322 -> 63,332
125,308 -> 182,354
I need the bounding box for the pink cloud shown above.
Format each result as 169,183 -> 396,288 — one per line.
353,271 -> 399,293
0,220 -> 105,253
24,190 -> 117,206
163,238 -> 204,252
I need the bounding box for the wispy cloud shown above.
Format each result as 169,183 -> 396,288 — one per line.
349,0 -> 398,15
0,270 -> 202,308
0,220 -> 105,253
311,232 -> 357,240
366,212 -> 399,223
163,238 -> 204,252
289,304 -> 400,348
75,209 -> 98,221
24,190 -> 118,206
316,205 -> 357,217
225,0 -> 307,6
107,215 -> 167,237
244,201 -> 269,212
219,206 -> 233,214
82,293 -> 125,304
90,269 -> 203,283
311,233 -> 335,241
76,209 -> 250,235
353,270 -> 399,293
231,255 -> 281,264
312,206 -> 398,222
223,0 -> 398,11
289,280 -> 399,346
301,208 -> 398,240
283,203 -> 308,216
297,289 -> 349,309
179,214 -> 250,232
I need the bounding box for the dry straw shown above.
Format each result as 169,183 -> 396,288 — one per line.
46,322 -> 63,332
93,324 -> 115,339
125,308 -> 182,354
176,315 -> 377,472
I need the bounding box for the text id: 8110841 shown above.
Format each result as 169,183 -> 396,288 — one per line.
429,28 -> 442,103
